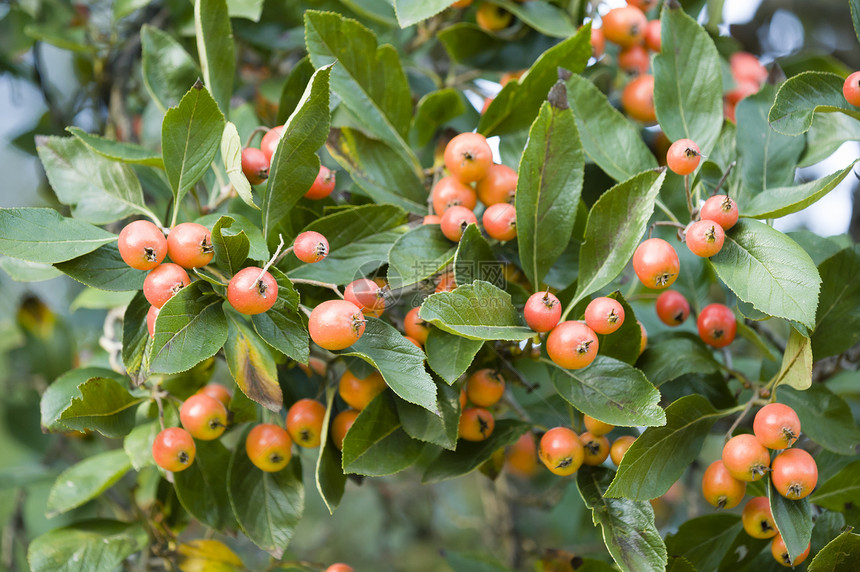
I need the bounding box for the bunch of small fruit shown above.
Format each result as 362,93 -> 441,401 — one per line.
538,415 -> 637,477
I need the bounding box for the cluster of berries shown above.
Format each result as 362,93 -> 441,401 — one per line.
538,415 -> 636,476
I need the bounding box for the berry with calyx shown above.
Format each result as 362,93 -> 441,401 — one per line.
432,176 -> 477,215
686,220 -> 725,258
742,496 -> 777,539
697,303 -> 736,348
633,238 -> 680,289
305,165 -> 336,200
331,409 -> 358,451
621,74 -> 656,122
246,423 -> 292,472
459,407 -> 495,441
483,203 -> 517,241
152,427 -> 196,472
771,448 -> 817,500
476,164 -> 517,205
286,398 -> 326,448
293,231 -> 329,264
584,415 -> 614,437
180,394 -> 227,441
338,369 -> 387,411
167,222 -> 214,269
844,71 -> 860,106
753,403 -> 801,449
144,263 -> 191,308
227,267 -> 278,315
241,147 -> 269,185
309,300 -> 366,350
260,125 -> 284,162
524,291 -> 562,332
465,369 -> 505,408
444,132 -> 493,183
602,6 -> 647,47
666,139 -> 702,175
610,435 -> 636,466
700,195 -> 739,230
547,321 -> 599,369
404,307 -> 430,345
118,220 -> 167,271
580,432 -> 610,466
344,278 -> 386,316
584,297 -> 625,335
722,433 -> 770,482
702,460 -> 746,509
539,427 -> 585,476
655,290 -> 690,326
771,535 -> 810,567
440,206 -> 478,242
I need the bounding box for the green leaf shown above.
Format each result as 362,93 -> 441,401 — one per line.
393,0 -> 451,27
252,268 -> 309,364
800,111 -> 860,168
422,419 -> 530,484
114,0 -> 154,20
342,392 -> 424,476
735,85 -> 805,199
46,449 -> 131,517
70,289 -> 136,312
594,292 -> 641,365
55,243 -> 146,291
194,0 -> 235,116
326,128 -> 427,214
36,136 -> 155,224
515,95 -> 584,289
315,387 -> 346,514
808,530 -> 860,571
124,421 -> 159,471
772,327 -> 812,391
304,11 -> 419,172
853,0 -> 860,43
487,0 -> 576,38
708,219 -> 821,330
438,24 -> 557,72
197,212 -> 268,262
777,385 -> 860,456
228,427 -> 304,559
150,281 -> 229,375
636,332 -> 722,386
565,74 -> 658,182
141,25 -> 201,112
769,72 -> 860,136
286,204 -> 407,285
425,328 -> 483,385
211,216 -> 250,276
549,356 -> 666,427
419,281 -> 535,341
653,4 -> 723,155
122,292 -> 151,379
220,122 -> 258,209
277,56 -> 315,125
810,460 -> 860,512
0,256 -> 63,282
162,82 -> 225,207
812,246 -> 860,360
743,160 -> 859,219
335,318 -> 437,413
577,466 -> 668,572
387,224 -> 457,290
606,395 -> 725,500
174,440 -> 237,532
67,127 -> 163,168
454,224 -> 503,288
479,27 -> 591,136
665,514 -> 743,572
27,520 -> 147,572
225,310 -> 282,412
409,89 -> 466,148
262,65 -> 332,246
573,170 -> 666,307
227,0 -> 263,20
768,478 -> 813,564
396,380 -> 461,450
444,551 -> 515,572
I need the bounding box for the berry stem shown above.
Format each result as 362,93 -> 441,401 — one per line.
254,234 -> 285,288
654,199 -> 682,225
712,161 -> 737,197
243,126 -> 270,149
272,245 -> 294,267
291,278 -> 344,299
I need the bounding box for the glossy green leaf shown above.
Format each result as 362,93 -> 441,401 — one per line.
194,0 -> 235,115
572,170 -> 666,307
422,419 -> 530,483
768,478 -> 813,564
263,64 -> 332,247
454,224 -> 503,288
335,318 -> 437,413
708,219 -> 821,330
813,247 -> 860,360
808,530 -> 860,571
287,204 -> 407,285
516,95 -> 584,289
0,208 -> 115,264
743,160 -> 859,219
566,74 -> 658,182
123,421 -> 159,471
773,327 -> 812,391
315,387 -> 346,514
479,27 -> 591,136
653,5 -> 723,155
425,328 -> 483,385
665,514 -> 742,572
67,127 -> 163,168
252,268 -> 308,364
304,11 -> 419,172
594,292 -> 640,365
220,122 -> 257,209
396,379 -> 461,450
810,460 -> 860,512
162,82 -> 225,207
326,127 -> 426,213
342,392 -> 424,476
150,281 -> 229,375
487,0 -> 575,37
577,466 -> 668,572
0,257 -> 63,282
387,224 -> 456,290
122,292 -> 151,380
606,395 -> 725,500
800,112 -> 860,168
735,85 -> 805,199
27,520 -> 147,572
777,385 -> 860,455
852,0 -> 860,43
37,136 -> 156,224
141,25 -> 200,113
46,449 -> 131,517
409,89 -> 466,148
211,216 -> 250,276
228,427 -> 304,559
636,332 -> 722,386
393,0 -> 451,27
438,24 -> 557,72
55,243 -> 146,291
419,281 -> 534,341
769,72 -> 860,136
277,57 -> 315,124
174,440 -> 237,531
197,212 -> 268,262
225,310 -> 282,412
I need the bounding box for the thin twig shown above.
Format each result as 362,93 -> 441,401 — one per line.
712,161 -> 737,196
291,278 -> 344,298
254,234 -> 285,287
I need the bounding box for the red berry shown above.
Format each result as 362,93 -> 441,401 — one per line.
331,409 -> 358,450
844,71 -> 860,106
476,164 -> 517,206
431,176 -> 477,215
731,52 -> 768,88
771,448 -> 818,500
118,220 -> 167,271
465,369 -> 505,408
666,139 -> 701,176
771,535 -> 810,567
286,398 -> 326,448
444,133 -> 493,183
539,427 -> 585,476
305,165 -> 335,200
621,75 -> 656,123
655,290 -> 690,326
644,19 -> 661,52
260,126 -> 284,162
246,423 -> 292,472
458,407 -> 495,441
686,220 -> 725,258
722,434 -> 770,482
602,6 -> 647,47
546,321 -> 599,369
440,206 -> 478,242
227,267 -> 278,315
241,147 -> 269,185
700,195 -> 739,230
584,297 -> 625,335
701,459 -> 746,509
143,263 -> 191,308
344,278 -> 386,316
697,303 -> 736,348
618,44 -> 650,75
146,305 -> 159,337
482,203 -> 517,241
293,231 -> 329,264
633,238 -> 679,289
753,403 -> 801,450
308,300 -> 366,350
742,496 -> 777,539
610,435 -> 636,466
524,292 -> 562,333
166,222 -> 213,269
152,427 -> 196,472
580,432 -> 610,466
196,384 -> 232,406
404,306 -> 430,345
180,394 -> 227,441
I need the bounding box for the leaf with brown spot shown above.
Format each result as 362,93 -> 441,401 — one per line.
224,310 -> 282,412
